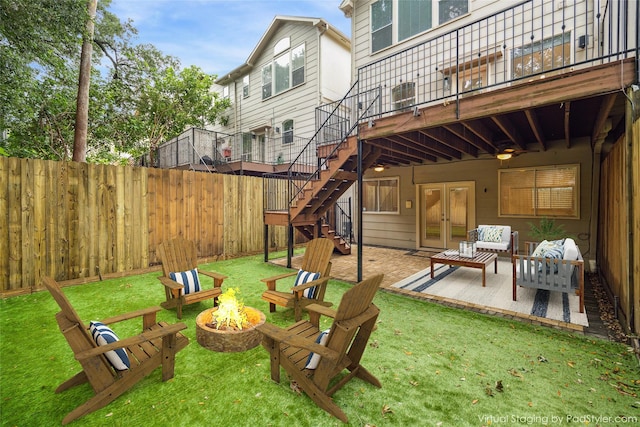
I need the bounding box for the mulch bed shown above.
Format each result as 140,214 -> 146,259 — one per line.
588,273 -> 629,344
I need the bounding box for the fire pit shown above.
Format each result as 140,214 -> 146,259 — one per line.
195,288 -> 266,352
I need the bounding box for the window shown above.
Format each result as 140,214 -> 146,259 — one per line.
262,65 -> 272,99
222,85 -> 229,99
498,165 -> 579,218
291,45 -> 305,87
363,177 -> 399,213
262,43 -> 305,99
438,0 -> 468,25
399,0 -> 431,41
372,0 -> 392,53
274,37 -> 290,55
512,33 -> 571,79
242,75 -> 249,98
456,64 -> 487,92
282,120 -> 294,144
372,0 -> 468,52
391,82 -> 415,111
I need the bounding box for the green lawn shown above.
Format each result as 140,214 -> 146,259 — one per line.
1,252 -> 638,426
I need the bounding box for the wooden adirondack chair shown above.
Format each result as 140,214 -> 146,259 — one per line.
261,237 -> 334,321
257,273 -> 384,423
42,276 -> 190,425
157,237 -> 227,319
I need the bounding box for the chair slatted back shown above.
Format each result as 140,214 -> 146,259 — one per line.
158,238 -> 198,275
43,277 -> 115,390
300,238 -> 333,277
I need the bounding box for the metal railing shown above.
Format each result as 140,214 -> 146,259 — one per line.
355,0 -> 638,120
263,82 -> 381,214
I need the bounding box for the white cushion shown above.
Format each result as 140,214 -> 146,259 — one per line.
478,225 -> 511,244
562,238 -> 579,261
476,240 -> 510,251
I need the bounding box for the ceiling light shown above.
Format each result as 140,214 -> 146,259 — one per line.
496,153 -> 512,160
374,164 -> 385,172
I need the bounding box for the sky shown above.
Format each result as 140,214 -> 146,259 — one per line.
108,0 -> 351,77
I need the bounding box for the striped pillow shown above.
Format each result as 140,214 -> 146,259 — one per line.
294,269 -> 321,299
169,268 -> 201,295
89,321 -> 130,371
305,329 -> 330,369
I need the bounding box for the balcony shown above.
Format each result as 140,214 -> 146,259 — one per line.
319,0 -> 638,167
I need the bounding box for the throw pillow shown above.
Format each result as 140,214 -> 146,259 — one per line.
293,269 -> 321,299
305,329 -> 331,369
481,226 -> 504,243
531,239 -> 565,272
169,268 -> 201,295
89,321 -> 130,371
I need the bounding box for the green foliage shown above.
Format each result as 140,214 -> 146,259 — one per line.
0,0 -> 229,163
527,217 -> 571,241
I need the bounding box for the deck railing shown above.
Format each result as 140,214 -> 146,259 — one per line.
355,0 -> 638,120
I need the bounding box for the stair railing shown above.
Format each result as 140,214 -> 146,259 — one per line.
285,83 -> 382,210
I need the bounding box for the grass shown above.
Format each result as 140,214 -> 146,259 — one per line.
1,251 -> 638,426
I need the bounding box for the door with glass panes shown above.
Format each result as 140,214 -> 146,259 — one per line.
419,182 -> 475,249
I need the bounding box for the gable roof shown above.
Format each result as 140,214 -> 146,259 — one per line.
216,15 -> 350,85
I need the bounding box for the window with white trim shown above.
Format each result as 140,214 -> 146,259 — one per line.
242,75 -> 249,98
372,0 -> 393,53
282,120 -> 294,144
498,165 -> 579,218
371,0 -> 469,52
262,42 -> 305,100
363,177 -> 399,213
512,33 -> 571,79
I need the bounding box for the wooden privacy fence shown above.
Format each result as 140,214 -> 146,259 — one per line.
0,157 -> 288,295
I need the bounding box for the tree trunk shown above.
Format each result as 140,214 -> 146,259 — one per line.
72,0 -> 98,162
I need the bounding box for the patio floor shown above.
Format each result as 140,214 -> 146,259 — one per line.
270,245 -> 609,339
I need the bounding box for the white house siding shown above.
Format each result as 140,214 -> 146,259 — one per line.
206,19 -> 352,165
348,0 -> 597,115
320,33 -> 352,101
362,139 -> 593,252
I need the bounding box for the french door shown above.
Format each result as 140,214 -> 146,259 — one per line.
418,181 -> 475,249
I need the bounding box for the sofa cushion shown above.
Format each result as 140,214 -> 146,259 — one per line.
562,238 -> 579,261
479,225 -> 504,243
532,239 -> 565,273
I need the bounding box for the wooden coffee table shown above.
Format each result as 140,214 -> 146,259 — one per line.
430,251 -> 498,287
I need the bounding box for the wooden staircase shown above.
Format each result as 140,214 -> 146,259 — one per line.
264,135 -> 381,255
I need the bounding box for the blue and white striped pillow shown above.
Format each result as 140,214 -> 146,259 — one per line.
89,321 -> 130,371
294,269 -> 321,299
169,268 -> 201,295
305,329 -> 330,369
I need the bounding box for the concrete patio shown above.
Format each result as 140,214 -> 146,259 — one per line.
270,245 -> 608,339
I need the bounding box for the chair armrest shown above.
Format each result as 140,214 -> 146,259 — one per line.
98,306 -> 162,325
76,322 -> 187,360
260,271 -> 297,291
199,270 -> 227,287
290,277 -> 330,295
158,275 -> 184,291
511,231 -> 519,254
256,323 -> 338,361
306,303 -> 336,319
